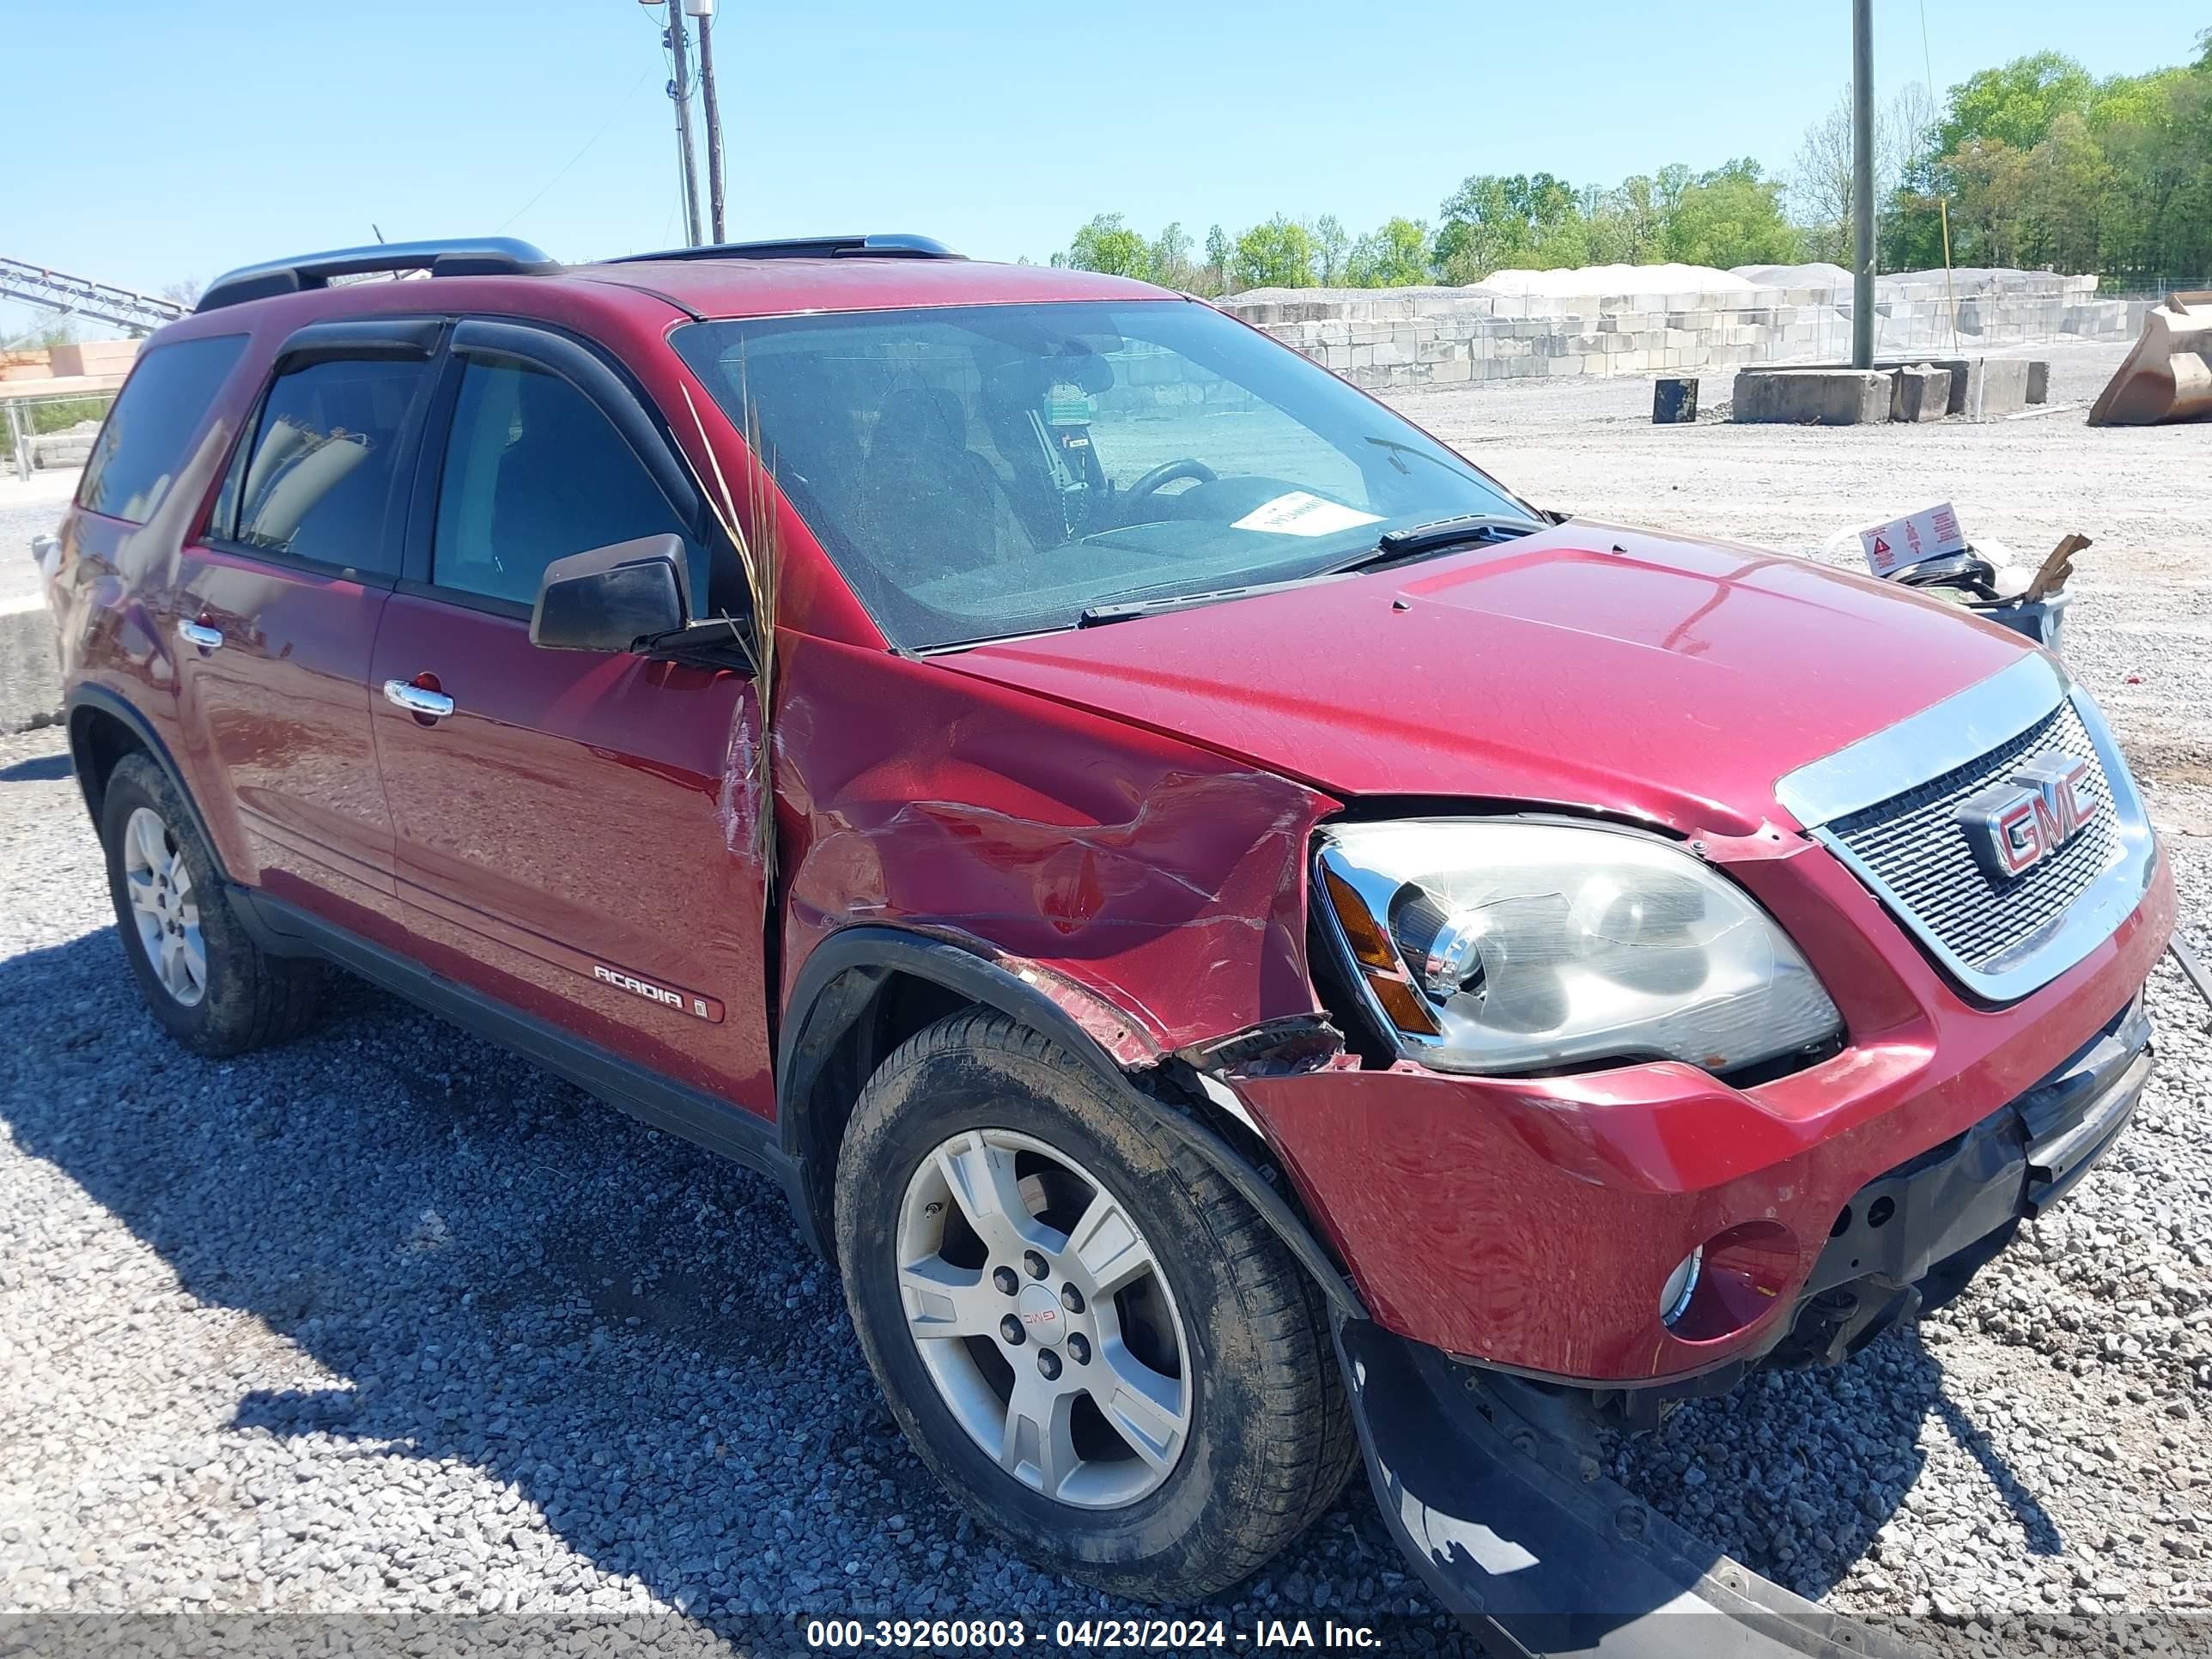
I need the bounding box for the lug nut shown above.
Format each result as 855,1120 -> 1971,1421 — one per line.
1037,1349 -> 1062,1381
1067,1333 -> 1091,1365
1000,1314 -> 1025,1346
1023,1249 -> 1048,1279
1060,1284 -> 1085,1314
993,1267 -> 1019,1296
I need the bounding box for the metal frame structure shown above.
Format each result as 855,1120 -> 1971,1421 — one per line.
1,258 -> 185,337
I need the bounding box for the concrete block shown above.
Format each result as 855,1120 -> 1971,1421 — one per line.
0,597 -> 62,733
1890,364 -> 1949,422
2026,360 -> 2051,404
1732,368 -> 1890,425
1962,356 -> 2031,419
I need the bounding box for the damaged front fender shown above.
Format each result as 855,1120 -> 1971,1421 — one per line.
775,629 -> 1340,1054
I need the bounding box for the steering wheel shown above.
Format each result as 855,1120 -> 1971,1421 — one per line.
1125,458 -> 1218,501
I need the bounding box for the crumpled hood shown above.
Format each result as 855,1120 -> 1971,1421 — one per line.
939,521 -> 2035,836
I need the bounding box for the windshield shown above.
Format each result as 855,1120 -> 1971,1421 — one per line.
673,300 -> 1535,650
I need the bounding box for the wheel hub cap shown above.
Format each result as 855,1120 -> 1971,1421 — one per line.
122,805 -> 205,1007
896,1127 -> 1193,1510
1017,1283 -> 1065,1345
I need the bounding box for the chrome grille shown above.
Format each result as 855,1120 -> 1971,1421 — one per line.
1825,700 -> 2122,972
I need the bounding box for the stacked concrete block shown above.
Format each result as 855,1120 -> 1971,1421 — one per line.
1220,268 -> 2124,396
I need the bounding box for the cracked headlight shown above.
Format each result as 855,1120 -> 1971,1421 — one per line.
1316,819 -> 1841,1077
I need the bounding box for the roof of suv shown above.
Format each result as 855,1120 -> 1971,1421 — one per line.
186,234 -> 1178,327
573,252 -> 1171,320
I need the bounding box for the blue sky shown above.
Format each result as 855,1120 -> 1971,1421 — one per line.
8,0 -> 2207,330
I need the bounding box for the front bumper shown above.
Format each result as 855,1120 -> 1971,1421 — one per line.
1328,1000 -> 2151,1659
1235,847 -> 2173,1384
1778,996 -> 2151,1366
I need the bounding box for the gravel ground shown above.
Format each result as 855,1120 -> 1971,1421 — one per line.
6,349 -> 2212,1655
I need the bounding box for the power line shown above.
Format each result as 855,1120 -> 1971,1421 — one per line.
495,64 -> 653,233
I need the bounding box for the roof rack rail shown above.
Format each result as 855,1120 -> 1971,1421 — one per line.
195,237 -> 559,314
603,233 -> 963,266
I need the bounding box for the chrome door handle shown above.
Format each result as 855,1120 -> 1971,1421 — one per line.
178,620 -> 223,650
383,678 -> 456,720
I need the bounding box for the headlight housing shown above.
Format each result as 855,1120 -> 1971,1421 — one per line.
1316,819 -> 1842,1077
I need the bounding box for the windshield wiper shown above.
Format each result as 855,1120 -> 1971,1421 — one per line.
1077,572 -> 1347,628
1321,512 -> 1543,577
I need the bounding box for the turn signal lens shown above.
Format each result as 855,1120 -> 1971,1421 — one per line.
1321,866 -> 1441,1036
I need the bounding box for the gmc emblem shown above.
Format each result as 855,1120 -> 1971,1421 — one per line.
1955,753 -> 2098,880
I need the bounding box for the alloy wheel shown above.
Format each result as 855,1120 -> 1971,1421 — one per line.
896,1127 -> 1193,1509
122,805 -> 206,1007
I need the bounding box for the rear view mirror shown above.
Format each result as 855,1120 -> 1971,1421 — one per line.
529,533 -> 690,653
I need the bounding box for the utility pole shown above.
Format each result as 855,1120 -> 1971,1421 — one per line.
1851,0 -> 1876,368
690,1 -> 727,244
662,2 -> 704,247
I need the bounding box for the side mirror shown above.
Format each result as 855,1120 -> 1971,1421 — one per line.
529,533 -> 690,653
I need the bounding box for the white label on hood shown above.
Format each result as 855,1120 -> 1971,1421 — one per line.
1231,491 -> 1383,538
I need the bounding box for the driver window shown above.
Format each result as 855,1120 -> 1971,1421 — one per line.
433,358 -> 697,607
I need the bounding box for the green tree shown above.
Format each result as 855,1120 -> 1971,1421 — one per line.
1202,224 -> 1232,290
1063,214 -> 1152,279
1581,175 -> 1665,265
1346,217 -> 1433,286
1230,216 -> 1319,289
1433,172 -> 1583,280
1149,222 -> 1198,289
1311,215 -> 1350,284
1660,159 -> 1804,267
1939,51 -> 2094,153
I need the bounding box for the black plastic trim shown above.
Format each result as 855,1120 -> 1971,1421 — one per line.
605,234 -> 962,266
196,239 -> 558,314
1336,1316 -> 1922,1658
62,686 -> 228,876
273,317 -> 445,369
776,925 -> 1364,1316
234,890 -> 799,1198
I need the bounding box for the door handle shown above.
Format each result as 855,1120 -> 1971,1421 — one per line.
383,678 -> 456,720
178,620 -> 223,650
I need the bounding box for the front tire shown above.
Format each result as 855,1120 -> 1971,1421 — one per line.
836,1012 -> 1355,1600
98,752 -> 322,1057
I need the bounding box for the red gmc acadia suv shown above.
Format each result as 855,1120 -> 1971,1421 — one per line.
44,234 -> 2172,1653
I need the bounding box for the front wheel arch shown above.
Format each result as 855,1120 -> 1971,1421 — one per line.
775,927 -> 1363,1322
66,687 -> 234,884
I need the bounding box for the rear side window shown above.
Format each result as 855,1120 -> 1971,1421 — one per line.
76,334 -> 247,525
431,358 -> 695,607
230,358 -> 429,575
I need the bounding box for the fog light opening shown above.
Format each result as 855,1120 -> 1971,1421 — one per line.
1660,1247 -> 1705,1327
1664,1219 -> 1801,1345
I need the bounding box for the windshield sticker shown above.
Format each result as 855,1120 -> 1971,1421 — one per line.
1231,492 -> 1383,538
1045,383 -> 1095,426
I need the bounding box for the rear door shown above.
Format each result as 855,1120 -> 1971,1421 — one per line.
172,321 -> 441,934
368,319 -> 774,1114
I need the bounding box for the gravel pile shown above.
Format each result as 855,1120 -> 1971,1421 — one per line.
6,367 -> 2212,1651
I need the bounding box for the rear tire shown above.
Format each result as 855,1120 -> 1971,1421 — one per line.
98,752 -> 322,1057
836,1011 -> 1356,1600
